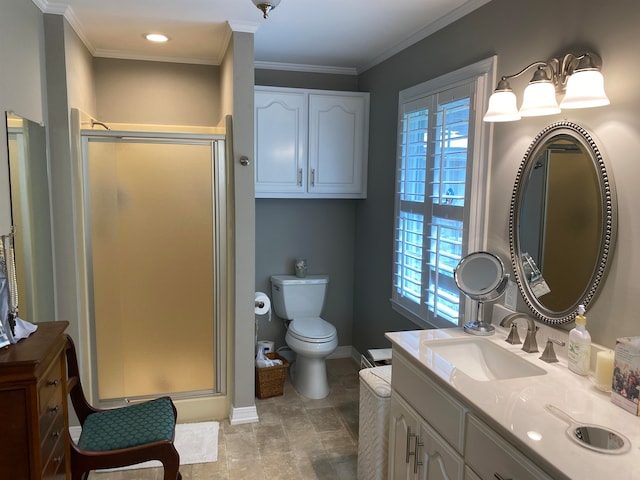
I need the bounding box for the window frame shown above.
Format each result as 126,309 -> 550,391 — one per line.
391,57 -> 496,329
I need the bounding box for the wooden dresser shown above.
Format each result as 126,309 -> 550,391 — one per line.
0,321 -> 70,479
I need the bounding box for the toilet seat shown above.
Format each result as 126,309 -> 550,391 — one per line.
288,317 -> 336,343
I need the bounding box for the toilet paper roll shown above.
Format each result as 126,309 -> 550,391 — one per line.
254,292 -> 271,319
257,340 -> 275,354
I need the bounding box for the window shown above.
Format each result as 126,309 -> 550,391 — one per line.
391,58 -> 495,329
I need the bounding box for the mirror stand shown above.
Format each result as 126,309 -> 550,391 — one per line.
464,301 -> 495,336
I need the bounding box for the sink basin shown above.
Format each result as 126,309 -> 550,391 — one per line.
424,338 -> 547,381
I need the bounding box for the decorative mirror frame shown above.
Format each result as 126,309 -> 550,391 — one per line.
509,121 -> 617,325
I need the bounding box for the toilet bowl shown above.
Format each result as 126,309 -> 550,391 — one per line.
270,274 -> 338,399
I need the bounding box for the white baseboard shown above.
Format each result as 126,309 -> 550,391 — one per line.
229,405 -> 259,425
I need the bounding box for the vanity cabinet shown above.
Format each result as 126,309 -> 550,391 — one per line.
0,321 -> 70,479
254,86 -> 369,198
389,349 -> 553,480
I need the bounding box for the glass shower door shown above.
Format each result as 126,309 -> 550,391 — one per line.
85,136 -> 217,401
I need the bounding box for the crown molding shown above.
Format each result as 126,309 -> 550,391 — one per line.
254,61 -> 357,76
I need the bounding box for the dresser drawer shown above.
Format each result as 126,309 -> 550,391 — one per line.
40,382 -> 64,443
39,355 -> 64,417
42,432 -> 67,480
392,351 -> 466,453
465,414 -> 553,480
41,407 -> 65,460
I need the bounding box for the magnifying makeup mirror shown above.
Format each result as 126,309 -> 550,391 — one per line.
454,251 -> 509,336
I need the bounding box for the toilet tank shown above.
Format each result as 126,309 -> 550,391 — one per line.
270,274 -> 329,319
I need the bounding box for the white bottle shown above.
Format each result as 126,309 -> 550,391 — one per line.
568,304 -> 591,375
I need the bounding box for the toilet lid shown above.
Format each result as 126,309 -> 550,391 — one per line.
289,317 -> 337,342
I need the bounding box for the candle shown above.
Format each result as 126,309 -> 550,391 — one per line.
594,349 -> 615,387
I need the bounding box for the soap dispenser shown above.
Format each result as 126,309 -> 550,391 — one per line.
568,304 -> 591,375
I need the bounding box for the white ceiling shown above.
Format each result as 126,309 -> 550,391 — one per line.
37,0 -> 491,74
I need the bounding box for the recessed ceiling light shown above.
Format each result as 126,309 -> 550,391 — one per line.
145,33 -> 169,43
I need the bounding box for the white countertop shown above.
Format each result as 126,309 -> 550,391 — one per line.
385,326 -> 640,479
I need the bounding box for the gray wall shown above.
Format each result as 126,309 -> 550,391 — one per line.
354,0 -> 640,352
255,199 -> 356,350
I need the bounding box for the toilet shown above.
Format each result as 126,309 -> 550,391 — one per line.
270,274 -> 338,399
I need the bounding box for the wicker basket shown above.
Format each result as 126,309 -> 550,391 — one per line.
255,352 -> 289,399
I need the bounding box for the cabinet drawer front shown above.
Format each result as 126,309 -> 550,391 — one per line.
465,415 -> 553,480
393,352 -> 466,453
38,355 -> 64,417
39,376 -> 64,441
41,432 -> 67,480
41,408 -> 65,460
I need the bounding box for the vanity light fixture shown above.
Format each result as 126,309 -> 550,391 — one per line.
145,33 -> 169,43
251,0 -> 282,18
483,52 -> 610,122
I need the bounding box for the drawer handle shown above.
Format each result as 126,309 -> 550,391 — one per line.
48,379 -> 60,387
52,430 -> 61,439
413,439 -> 424,474
49,405 -> 60,415
54,456 -> 63,465
311,168 -> 315,186
494,474 -> 512,480
406,427 -> 416,463
297,168 -> 303,186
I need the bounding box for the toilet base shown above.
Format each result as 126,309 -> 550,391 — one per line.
291,354 -> 330,399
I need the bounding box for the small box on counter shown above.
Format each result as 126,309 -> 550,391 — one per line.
611,337 -> 640,415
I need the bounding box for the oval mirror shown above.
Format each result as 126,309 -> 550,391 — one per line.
510,121 -> 617,325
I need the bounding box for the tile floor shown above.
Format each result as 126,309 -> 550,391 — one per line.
88,357 -> 361,479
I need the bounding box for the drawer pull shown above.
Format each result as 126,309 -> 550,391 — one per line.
297,168 -> 303,186
48,404 -> 60,415
52,430 -> 61,439
413,439 -> 424,474
406,427 -> 417,463
494,474 -> 512,480
48,379 -> 60,387
54,456 -> 63,465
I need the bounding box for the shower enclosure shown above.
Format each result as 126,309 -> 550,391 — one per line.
80,126 -> 226,404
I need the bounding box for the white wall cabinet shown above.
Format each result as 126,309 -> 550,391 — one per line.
254,86 -> 369,198
389,350 -> 553,480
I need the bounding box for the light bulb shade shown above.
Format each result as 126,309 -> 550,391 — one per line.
560,70 -> 610,109
519,81 -> 560,117
483,90 -> 520,122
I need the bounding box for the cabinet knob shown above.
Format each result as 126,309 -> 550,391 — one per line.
54,456 -> 63,465
47,379 -> 60,387
49,404 -> 60,415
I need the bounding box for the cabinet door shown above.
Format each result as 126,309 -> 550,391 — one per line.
255,90 -> 307,196
308,93 -> 368,196
389,394 -> 421,480
418,420 -> 464,480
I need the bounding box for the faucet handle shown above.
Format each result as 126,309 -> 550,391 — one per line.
522,325 -> 539,353
505,323 -> 522,345
540,337 -> 566,363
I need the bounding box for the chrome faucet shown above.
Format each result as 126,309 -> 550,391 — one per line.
499,313 -> 539,353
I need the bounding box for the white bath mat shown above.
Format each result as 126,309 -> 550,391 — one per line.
70,421 -> 219,470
